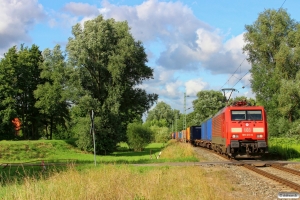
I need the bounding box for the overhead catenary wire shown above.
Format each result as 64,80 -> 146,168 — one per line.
238,83 -> 251,90
221,0 -> 286,98
218,58 -> 246,91
279,0 -> 287,9
224,70 -> 250,97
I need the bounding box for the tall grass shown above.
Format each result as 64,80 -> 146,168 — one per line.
160,140 -> 198,162
0,140 -> 242,199
1,164 -> 241,200
268,137 -> 300,161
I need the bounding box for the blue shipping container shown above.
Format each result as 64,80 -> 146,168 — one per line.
179,132 -> 182,139
201,118 -> 212,141
190,126 -> 201,140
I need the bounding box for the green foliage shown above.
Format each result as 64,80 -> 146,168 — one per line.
286,118 -> 300,136
144,119 -> 168,127
150,125 -> 170,143
190,90 -> 226,125
53,125 -> 72,139
228,96 -> 257,106
243,9 -> 300,136
269,137 -> 300,160
278,71 -> 300,122
66,15 -> 157,153
0,45 -> 44,139
72,112 -> 123,154
73,117 -> 92,152
35,45 -> 71,139
146,101 -> 177,127
126,122 -> 153,151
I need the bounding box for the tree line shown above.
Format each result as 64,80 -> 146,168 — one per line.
0,16 -> 158,153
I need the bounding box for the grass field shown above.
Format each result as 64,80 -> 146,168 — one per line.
268,137 -> 300,161
0,140 -> 197,164
0,140 -> 240,200
0,139 -> 199,188
0,138 -> 299,199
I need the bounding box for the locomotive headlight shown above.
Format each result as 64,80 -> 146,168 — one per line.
232,134 -> 239,138
257,134 -> 263,138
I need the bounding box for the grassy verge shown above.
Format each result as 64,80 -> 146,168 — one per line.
268,137 -> 300,161
0,140 -> 199,187
0,140 -> 198,164
0,140 -> 238,200
1,165 -> 241,200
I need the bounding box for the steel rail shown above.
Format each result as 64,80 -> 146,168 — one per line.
243,164 -> 300,192
194,145 -> 300,191
271,164 -> 300,177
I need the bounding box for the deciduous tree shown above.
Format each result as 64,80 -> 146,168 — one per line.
66,15 -> 158,153
34,45 -> 71,139
191,90 -> 226,125
243,9 -> 300,136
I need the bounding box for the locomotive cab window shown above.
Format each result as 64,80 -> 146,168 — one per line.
231,110 -> 262,121
231,111 -> 246,120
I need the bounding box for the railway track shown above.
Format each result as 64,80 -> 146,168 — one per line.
243,164 -> 300,192
198,146 -> 300,193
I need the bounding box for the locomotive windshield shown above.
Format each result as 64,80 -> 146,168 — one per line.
231,110 -> 262,120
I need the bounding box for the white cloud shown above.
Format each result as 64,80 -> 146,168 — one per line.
93,0 -> 255,101
101,0 -> 210,42
0,0 -> 45,56
195,28 -> 222,60
63,2 -> 99,16
185,78 -> 209,96
47,12 -> 78,29
165,80 -> 183,98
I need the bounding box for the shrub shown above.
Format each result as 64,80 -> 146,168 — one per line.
126,122 -> 153,151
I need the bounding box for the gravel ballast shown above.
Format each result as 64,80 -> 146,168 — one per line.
193,147 -> 300,200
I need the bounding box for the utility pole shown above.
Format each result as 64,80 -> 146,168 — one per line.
175,113 -> 177,137
90,110 -> 96,166
183,92 -> 189,143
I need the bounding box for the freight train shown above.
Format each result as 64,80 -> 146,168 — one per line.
172,100 -> 268,158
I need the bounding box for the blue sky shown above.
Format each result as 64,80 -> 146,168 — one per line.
1,0 -> 299,114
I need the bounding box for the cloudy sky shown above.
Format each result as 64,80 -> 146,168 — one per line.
1,0 -> 299,113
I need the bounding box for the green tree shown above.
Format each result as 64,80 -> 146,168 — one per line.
0,47 -> 19,139
243,9 -> 300,136
16,44 -> 44,139
150,125 -> 170,143
278,71 -> 300,122
34,45 -> 71,139
186,112 -> 198,127
144,119 -> 168,128
191,90 -> 226,125
66,15 -> 157,153
146,101 -> 175,126
0,45 -> 44,139
126,122 -> 153,151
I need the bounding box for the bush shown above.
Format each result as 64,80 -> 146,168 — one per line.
150,125 -> 170,143
126,122 -> 153,151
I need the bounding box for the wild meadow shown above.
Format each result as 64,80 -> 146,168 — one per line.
0,140 -> 241,200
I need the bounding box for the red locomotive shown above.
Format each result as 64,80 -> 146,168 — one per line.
186,100 -> 268,158
211,100 -> 268,158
